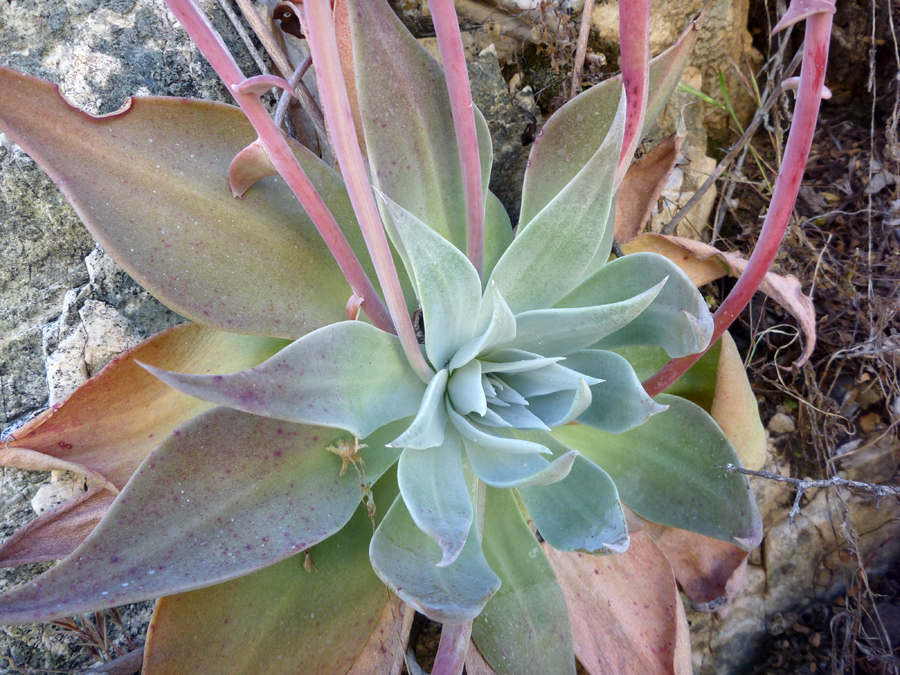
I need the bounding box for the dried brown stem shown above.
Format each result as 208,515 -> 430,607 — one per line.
721,463 -> 900,524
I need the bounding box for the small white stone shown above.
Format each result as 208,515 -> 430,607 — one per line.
768,412 -> 796,434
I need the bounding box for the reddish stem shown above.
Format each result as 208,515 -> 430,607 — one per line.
299,0 -> 435,383
432,622 -> 472,675
428,0 -> 485,277
163,0 -> 394,333
643,3 -> 834,397
615,0 -> 650,187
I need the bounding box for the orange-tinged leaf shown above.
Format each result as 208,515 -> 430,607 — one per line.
710,332 -> 766,471
621,233 -> 726,286
1,323 -> 288,490
0,487 -> 115,566
544,532 -> 692,675
615,135 -> 685,244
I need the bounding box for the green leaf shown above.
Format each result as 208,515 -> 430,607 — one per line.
507,280 -> 663,356
447,360 -> 487,416
564,350 -> 665,434
398,432 -> 472,566
518,451 -> 629,555
345,0 -> 492,253
144,321 -> 425,440
617,334 -> 767,471
389,368 -> 449,450
558,253 -> 713,357
0,68 -> 373,339
464,440 -> 576,489
449,284 -> 516,370
519,22 -> 702,228
0,411 -> 406,624
487,94 -> 625,314
473,488 -> 576,675
142,478 -> 399,675
483,192 -> 514,282
369,490 -> 500,624
376,193 -> 482,370
551,394 -> 763,550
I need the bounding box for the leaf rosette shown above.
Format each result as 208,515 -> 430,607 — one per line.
0,0 -> 768,669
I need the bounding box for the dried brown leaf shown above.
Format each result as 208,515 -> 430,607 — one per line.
544,532 -> 691,675
615,134 -> 685,244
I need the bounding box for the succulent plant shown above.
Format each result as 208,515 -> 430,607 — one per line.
0,0 -> 834,671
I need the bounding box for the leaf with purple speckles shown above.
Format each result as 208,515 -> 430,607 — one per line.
143,477 -> 400,675
0,408 -> 406,624
0,67 -> 378,339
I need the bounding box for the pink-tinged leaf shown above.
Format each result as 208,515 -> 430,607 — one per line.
0,324 -> 287,491
0,67 -> 376,339
771,0 -> 836,33
614,134 -> 685,244
519,12 -> 702,229
142,483 -> 402,675
624,234 -> 817,367
228,139 -> 276,197
648,527 -> 749,616
544,532 -> 692,675
0,487 -> 115,566
0,409 -> 406,624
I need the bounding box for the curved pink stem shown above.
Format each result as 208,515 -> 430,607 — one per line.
643,0 -> 834,397
163,0 -> 393,333
615,0 -> 650,188
428,0 -> 485,277
300,0 -> 435,383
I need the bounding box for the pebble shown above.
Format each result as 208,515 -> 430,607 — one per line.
769,412 -> 797,434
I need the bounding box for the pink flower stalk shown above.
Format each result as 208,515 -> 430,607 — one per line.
643,0 -> 835,397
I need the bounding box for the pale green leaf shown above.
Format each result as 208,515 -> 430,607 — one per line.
488,95 -> 626,314
143,321 -> 425,440
564,350 -> 666,434
464,440 -> 576,489
376,192 -> 482,369
551,394 -> 763,550
398,433 -> 472,566
389,369 -> 449,449
519,24 -> 702,229
473,487 -> 576,675
508,279 -> 662,356
518,451 -> 629,555
558,251 -> 713,358
369,491 -> 500,624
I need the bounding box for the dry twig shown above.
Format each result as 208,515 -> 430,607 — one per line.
721,463 -> 900,524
